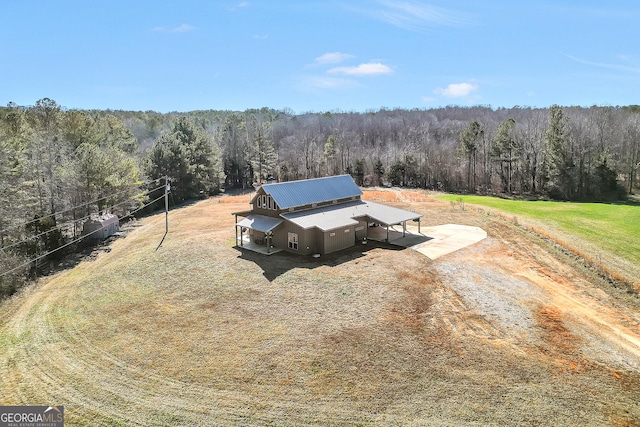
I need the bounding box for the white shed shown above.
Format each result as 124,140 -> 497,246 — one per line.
83,214 -> 119,239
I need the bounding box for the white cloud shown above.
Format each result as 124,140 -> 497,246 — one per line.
328,62 -> 393,76
253,34 -> 269,40
565,54 -> 640,73
356,0 -> 471,32
154,24 -> 196,33
227,2 -> 249,12
315,52 -> 354,65
298,76 -> 360,92
434,82 -> 479,98
172,24 -> 195,33
310,77 -> 357,89
422,96 -> 437,103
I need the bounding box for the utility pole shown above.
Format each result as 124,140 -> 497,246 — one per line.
164,175 -> 170,234
156,176 -> 170,251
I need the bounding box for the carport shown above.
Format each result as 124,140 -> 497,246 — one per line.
356,202 -> 423,243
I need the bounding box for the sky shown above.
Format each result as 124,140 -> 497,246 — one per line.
1,1 -> 639,113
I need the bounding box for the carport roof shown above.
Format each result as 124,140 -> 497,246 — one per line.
281,200 -> 422,231
236,214 -> 283,233
361,200 -> 422,225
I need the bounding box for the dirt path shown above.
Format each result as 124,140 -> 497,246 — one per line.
434,235 -> 640,370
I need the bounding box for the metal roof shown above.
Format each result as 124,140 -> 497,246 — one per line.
281,200 -> 422,231
281,201 -> 362,231
236,214 -> 283,233
360,201 -> 422,225
261,175 -> 363,210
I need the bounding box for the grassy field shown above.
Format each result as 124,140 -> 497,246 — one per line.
439,194 -> 640,286
1,192 -> 640,425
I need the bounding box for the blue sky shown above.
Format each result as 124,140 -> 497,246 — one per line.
1,1 -> 639,113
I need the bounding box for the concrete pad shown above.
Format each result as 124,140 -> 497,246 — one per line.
236,237 -> 283,255
410,224 -> 487,260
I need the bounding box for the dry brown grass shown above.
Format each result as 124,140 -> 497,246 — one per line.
216,193 -> 252,203
362,188 -> 436,203
1,193 -> 640,426
362,189 -> 401,202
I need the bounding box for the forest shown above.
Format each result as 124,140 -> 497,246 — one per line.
1,98 -> 639,296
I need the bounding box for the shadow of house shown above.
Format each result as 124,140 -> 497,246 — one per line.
236,238 -> 404,282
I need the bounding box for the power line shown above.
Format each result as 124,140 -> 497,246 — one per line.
0,193 -> 167,278
0,179 -> 163,235
0,184 -> 166,252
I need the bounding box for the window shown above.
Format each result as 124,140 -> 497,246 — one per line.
258,195 -> 278,210
288,232 -> 298,250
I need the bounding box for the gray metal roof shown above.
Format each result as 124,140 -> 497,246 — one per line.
261,175 -> 362,210
281,200 -> 422,231
360,201 -> 422,225
237,214 -> 283,232
281,201 -> 363,231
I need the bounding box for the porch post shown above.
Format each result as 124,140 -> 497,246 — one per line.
418,218 -> 421,234
403,221 -> 406,237
234,214 -> 239,246
266,232 -> 271,254
386,225 -> 389,243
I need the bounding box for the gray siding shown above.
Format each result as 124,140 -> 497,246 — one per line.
355,220 -> 367,241
323,225 -> 355,254
251,188 -> 282,217
272,221 -> 315,256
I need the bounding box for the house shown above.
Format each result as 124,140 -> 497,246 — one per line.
232,175 -> 422,255
83,214 -> 119,239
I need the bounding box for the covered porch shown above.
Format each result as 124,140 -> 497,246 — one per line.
234,213 -> 283,255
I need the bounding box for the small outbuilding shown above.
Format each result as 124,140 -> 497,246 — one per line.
233,175 -> 423,255
83,214 -> 119,239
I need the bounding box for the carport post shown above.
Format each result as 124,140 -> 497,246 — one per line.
386,225 -> 389,243
403,221 -> 406,237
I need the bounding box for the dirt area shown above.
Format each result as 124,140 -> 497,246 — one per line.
1,191 -> 640,426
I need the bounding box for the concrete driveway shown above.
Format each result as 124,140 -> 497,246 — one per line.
376,223 -> 487,260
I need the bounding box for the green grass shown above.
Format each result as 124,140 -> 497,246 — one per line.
439,194 -> 640,267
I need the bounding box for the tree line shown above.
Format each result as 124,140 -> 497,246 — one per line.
1,99 -> 639,296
